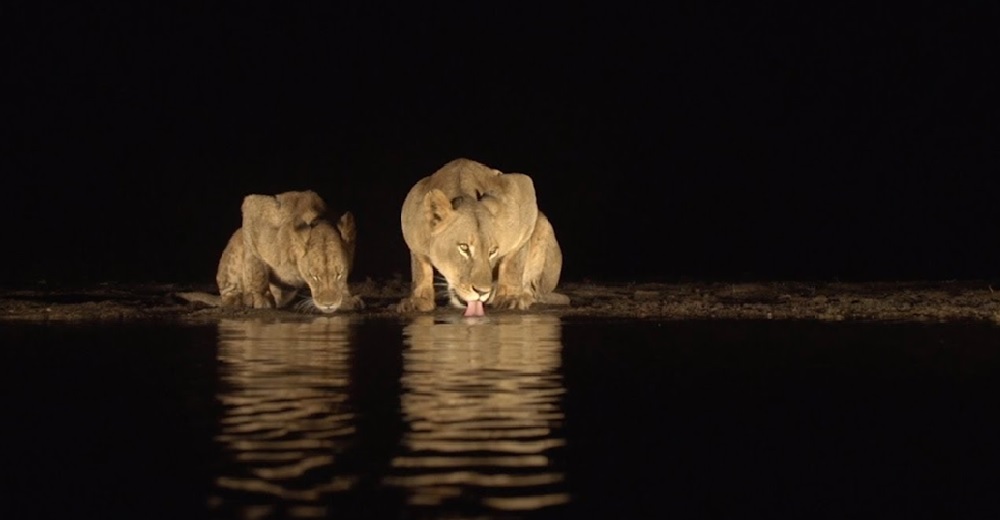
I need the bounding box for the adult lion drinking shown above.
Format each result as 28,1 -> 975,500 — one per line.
215,190 -> 361,313
398,158 -> 569,316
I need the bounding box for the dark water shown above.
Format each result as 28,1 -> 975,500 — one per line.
2,316 -> 1000,519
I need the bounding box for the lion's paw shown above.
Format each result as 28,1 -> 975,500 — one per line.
492,294 -> 533,311
341,295 -> 365,311
220,293 -> 244,308
539,292 -> 571,305
397,297 -> 435,313
250,293 -> 276,310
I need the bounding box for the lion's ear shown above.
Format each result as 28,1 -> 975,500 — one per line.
423,189 -> 454,231
337,211 -> 356,246
289,228 -> 309,257
337,211 -> 357,272
479,194 -> 501,216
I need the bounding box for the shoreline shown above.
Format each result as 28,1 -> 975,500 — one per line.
1,280 -> 999,324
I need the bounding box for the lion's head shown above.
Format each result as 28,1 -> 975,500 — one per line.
233,190 -> 359,313
287,212 -> 356,313
424,190 -> 500,311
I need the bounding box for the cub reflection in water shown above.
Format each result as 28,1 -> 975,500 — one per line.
389,314 -> 570,512
211,316 -> 360,517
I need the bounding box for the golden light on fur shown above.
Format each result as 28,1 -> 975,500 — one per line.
398,158 -> 569,314
216,190 -> 361,314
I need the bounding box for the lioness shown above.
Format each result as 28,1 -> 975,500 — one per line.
215,190 -> 361,313
398,158 -> 569,316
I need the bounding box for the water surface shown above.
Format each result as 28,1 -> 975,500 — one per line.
2,317 -> 999,519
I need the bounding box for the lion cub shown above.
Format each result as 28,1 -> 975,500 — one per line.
398,158 -> 569,315
216,190 -> 361,313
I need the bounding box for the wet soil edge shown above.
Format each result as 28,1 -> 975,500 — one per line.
2,280 -> 999,324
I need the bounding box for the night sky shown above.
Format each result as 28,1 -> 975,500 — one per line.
3,3 -> 998,285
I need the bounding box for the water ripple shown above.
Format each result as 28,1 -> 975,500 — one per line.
208,313 -> 570,517
209,317 -> 356,519
389,314 -> 569,512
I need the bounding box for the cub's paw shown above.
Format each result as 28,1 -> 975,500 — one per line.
397,296 -> 435,313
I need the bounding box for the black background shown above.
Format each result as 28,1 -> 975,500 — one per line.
3,2 -> 997,285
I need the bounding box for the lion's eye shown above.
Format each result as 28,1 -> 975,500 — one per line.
458,244 -> 470,256
489,246 -> 498,257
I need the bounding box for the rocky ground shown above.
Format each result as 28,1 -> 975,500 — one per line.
2,279 -> 1000,324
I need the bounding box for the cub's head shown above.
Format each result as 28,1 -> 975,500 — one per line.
423,189 -> 500,310
290,212 -> 357,313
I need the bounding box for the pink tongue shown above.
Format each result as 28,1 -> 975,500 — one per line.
463,300 -> 485,317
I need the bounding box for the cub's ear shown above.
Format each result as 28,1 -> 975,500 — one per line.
276,190 -> 327,226
423,189 -> 454,230
337,211 -> 356,245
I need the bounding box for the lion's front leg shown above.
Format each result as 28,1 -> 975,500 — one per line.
217,229 -> 247,308
269,284 -> 299,309
492,245 -> 534,310
397,252 -> 436,312
242,250 -> 276,309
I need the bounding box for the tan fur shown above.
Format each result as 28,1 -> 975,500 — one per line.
398,158 -> 568,312
216,190 -> 361,313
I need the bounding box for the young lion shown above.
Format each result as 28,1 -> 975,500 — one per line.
216,190 -> 361,313
398,158 -> 569,316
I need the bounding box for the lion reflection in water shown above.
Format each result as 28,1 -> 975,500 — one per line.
210,315 -> 570,514
211,316 -> 357,514
387,314 -> 570,511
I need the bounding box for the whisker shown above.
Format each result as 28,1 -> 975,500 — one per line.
446,287 -> 464,309
292,295 -> 316,314
432,274 -> 452,301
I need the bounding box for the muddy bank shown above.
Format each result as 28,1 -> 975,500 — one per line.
2,279 -> 999,324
